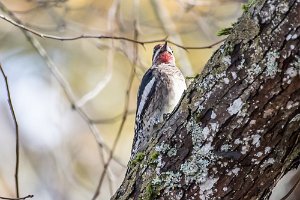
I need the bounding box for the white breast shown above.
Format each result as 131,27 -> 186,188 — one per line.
168,77 -> 186,112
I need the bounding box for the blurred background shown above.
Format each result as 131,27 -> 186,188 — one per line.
0,0 -> 244,199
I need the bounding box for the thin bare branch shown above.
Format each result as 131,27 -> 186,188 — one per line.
74,0 -> 115,108
92,17 -> 139,199
0,195 -> 34,200
91,110 -> 135,124
93,1 -> 121,194
0,14 -> 224,51
168,38 -> 226,50
0,2 -> 126,168
151,0 -> 194,75
75,62 -> 112,107
0,64 -> 19,198
92,0 -> 124,198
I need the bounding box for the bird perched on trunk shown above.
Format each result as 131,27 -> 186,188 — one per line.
131,42 -> 186,157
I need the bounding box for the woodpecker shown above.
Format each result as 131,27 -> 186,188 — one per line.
131,42 -> 186,157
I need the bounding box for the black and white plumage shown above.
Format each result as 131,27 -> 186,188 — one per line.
131,42 -> 186,156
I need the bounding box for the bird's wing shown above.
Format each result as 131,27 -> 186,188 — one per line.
136,68 -> 157,122
131,68 -> 158,156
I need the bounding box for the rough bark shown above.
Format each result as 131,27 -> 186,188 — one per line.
112,0 -> 300,199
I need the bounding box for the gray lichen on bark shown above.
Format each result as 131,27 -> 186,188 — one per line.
112,0 -> 300,199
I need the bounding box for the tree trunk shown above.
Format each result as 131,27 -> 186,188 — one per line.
112,0 -> 300,199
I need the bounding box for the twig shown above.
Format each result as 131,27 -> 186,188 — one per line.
151,0 -> 193,75
0,14 -> 224,50
91,18 -> 139,200
74,0 -> 115,108
168,38 -> 225,50
93,1 -> 121,195
0,195 -> 34,200
91,110 -> 135,124
91,0 -> 123,198
75,62 -> 112,107
0,2 -> 126,168
0,65 -> 19,198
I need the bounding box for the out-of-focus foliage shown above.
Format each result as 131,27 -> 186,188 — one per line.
0,0 -> 243,199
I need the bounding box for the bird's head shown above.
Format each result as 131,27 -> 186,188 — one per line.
152,42 -> 175,65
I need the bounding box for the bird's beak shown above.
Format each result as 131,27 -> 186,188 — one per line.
161,41 -> 168,52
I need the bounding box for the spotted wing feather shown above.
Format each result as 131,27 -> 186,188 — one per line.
131,69 -> 157,155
